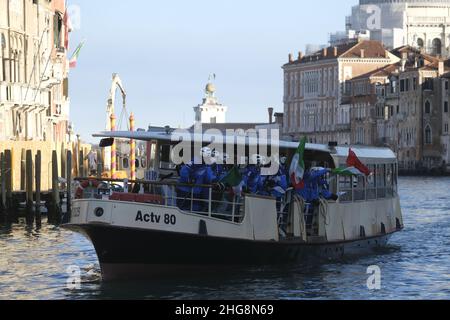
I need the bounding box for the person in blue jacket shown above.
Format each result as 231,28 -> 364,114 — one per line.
211,150 -> 229,181
245,155 -> 265,195
264,164 -> 288,211
261,155 -> 288,198
279,154 -> 289,181
318,175 -> 339,201
297,167 -> 330,203
177,147 -> 217,212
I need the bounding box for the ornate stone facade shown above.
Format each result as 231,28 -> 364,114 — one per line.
0,0 -> 70,143
333,0 -> 450,56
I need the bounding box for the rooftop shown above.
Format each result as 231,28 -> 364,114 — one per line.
284,40 -> 389,67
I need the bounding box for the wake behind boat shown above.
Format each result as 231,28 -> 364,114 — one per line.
63,129 -> 403,281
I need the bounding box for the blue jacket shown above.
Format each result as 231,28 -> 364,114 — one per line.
319,178 -> 333,200
178,164 -> 217,195
264,168 -> 288,198
245,166 -> 264,194
212,164 -> 228,181
297,168 -> 329,202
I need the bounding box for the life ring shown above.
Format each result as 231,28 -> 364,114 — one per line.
75,179 -> 101,199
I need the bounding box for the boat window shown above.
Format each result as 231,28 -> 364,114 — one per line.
353,175 -> 366,201
377,164 -> 386,199
393,163 -> 398,195
135,159 -> 140,169
160,145 -> 171,162
386,164 -> 394,198
148,142 -> 156,169
367,164 -> 376,200
141,158 -> 147,169
339,175 -> 353,202
159,144 -> 176,170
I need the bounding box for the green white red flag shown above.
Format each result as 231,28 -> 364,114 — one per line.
332,167 -> 365,176
346,148 -> 371,176
289,137 -> 307,190
69,41 -> 84,68
221,166 -> 244,196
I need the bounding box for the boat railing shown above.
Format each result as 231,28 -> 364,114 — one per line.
74,177 -> 245,223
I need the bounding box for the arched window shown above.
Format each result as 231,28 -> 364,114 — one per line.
432,38 -> 442,56
425,125 -> 432,144
417,38 -> 424,49
425,101 -> 431,114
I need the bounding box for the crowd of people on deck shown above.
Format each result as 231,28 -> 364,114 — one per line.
176,147 -> 337,213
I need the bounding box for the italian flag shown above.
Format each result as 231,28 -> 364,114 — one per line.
69,42 -> 85,69
332,149 -> 371,177
346,148 -> 371,176
221,166 -> 244,196
332,167 -> 365,176
290,137 -> 307,190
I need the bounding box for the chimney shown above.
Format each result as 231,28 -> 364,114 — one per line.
288,53 -> 294,63
334,47 -> 338,57
323,47 -> 328,57
268,107 -> 274,124
360,49 -> 365,58
298,51 -> 304,60
439,60 -> 445,76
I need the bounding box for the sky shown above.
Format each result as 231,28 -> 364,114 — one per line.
68,0 -> 357,142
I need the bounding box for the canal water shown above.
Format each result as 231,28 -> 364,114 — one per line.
0,177 -> 449,300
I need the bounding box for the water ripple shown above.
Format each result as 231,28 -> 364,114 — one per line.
0,177 -> 449,300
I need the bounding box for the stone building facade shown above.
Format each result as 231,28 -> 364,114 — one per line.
440,73 -> 450,172
0,0 -> 70,143
282,40 -> 400,145
333,0 -> 450,56
350,46 -> 449,172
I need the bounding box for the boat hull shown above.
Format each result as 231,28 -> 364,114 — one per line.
66,224 -> 395,281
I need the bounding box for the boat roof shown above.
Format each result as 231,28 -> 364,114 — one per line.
93,130 -> 397,160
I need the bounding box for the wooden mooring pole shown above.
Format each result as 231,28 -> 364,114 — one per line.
49,150 -> 61,224
35,151 -> 42,227
25,150 -> 34,225
5,150 -> 12,213
66,150 -> 72,221
1,152 -> 6,221
20,148 -> 26,191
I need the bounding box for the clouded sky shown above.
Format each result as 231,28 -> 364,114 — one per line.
68,0 -> 357,142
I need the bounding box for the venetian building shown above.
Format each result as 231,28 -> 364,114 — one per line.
442,73 -> 450,172
282,40 -> 400,145
0,0 -> 70,142
332,0 -> 450,56
193,81 -> 228,125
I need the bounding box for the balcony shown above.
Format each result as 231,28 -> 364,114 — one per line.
0,82 -> 49,106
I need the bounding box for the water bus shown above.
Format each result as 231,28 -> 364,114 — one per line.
63,130 -> 404,281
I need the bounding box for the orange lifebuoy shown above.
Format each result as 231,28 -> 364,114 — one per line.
75,179 -> 101,199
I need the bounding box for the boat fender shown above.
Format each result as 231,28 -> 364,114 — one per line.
75,179 -> 101,199
199,220 -> 208,236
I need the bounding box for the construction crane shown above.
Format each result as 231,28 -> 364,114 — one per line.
104,73 -> 127,172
